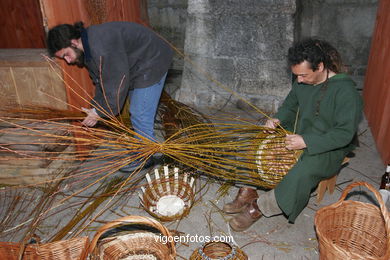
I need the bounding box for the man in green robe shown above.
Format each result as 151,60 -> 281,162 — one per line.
223,38 -> 363,231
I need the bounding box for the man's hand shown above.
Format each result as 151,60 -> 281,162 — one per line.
285,134 -> 306,150
81,107 -> 99,127
264,118 -> 280,129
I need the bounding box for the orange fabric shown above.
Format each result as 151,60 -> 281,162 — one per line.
363,0 -> 390,164
0,0 -> 45,48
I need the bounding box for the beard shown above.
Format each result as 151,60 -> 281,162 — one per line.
70,46 -> 85,68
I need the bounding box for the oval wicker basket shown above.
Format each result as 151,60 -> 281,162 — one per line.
139,165 -> 196,222
189,241 -> 248,260
88,215 -> 176,260
0,236 -> 89,260
255,130 -> 302,186
315,181 -> 390,260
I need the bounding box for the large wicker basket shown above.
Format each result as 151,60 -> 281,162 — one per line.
189,241 -> 248,260
0,236 -> 89,260
88,215 -> 176,260
315,181 -> 390,260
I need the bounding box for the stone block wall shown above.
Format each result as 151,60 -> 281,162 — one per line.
176,0 -> 296,113
297,0 -> 378,88
148,0 -> 188,70
148,0 -> 378,112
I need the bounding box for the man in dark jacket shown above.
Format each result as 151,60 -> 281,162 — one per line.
47,21 -> 172,137
47,21 -> 173,171
223,38 -> 363,231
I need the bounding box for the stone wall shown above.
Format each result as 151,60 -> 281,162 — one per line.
296,0 -> 378,89
175,0 -> 296,113
148,0 -> 378,112
148,0 -> 188,70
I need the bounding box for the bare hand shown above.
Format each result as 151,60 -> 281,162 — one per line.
285,134 -> 306,150
81,107 -> 99,127
264,118 -> 280,129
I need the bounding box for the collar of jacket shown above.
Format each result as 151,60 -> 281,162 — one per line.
80,28 -> 92,62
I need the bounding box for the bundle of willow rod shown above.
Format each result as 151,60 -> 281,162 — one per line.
160,122 -> 300,188
0,95 -> 226,242
0,109 -> 299,189
0,97 -> 298,246
0,87 -> 298,249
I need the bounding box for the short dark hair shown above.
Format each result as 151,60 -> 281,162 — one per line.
47,21 -> 84,57
287,38 -> 345,73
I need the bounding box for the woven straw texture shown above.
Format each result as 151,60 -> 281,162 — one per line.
189,242 -> 248,260
315,181 -> 390,260
89,215 -> 176,260
255,130 -> 302,186
140,166 -> 195,222
0,236 -> 89,260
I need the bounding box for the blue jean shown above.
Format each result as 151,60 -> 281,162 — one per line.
128,73 -> 167,141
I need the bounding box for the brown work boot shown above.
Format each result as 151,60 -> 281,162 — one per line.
223,187 -> 259,214
229,199 -> 262,232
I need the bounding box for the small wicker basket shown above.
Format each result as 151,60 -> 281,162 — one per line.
139,165 -> 196,222
255,130 -> 302,186
315,181 -> 390,260
88,215 -> 176,260
0,236 -> 89,260
189,241 -> 248,260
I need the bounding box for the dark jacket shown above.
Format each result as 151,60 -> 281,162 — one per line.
81,22 -> 173,116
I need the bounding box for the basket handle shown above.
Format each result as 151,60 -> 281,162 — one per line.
338,181 -> 390,231
88,215 -> 176,258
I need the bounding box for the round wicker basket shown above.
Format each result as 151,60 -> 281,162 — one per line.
315,181 -> 390,260
189,242 -> 248,260
139,165 -> 196,222
88,215 -> 176,260
255,130 -> 302,186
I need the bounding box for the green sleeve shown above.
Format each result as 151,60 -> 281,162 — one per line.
274,84 -> 299,132
302,86 -> 363,155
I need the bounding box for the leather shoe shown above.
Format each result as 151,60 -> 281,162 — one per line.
229,199 -> 262,231
223,187 -> 259,214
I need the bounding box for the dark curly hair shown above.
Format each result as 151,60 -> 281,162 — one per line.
287,38 -> 346,73
47,21 -> 85,57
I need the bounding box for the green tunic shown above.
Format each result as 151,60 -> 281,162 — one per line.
273,73 -> 363,223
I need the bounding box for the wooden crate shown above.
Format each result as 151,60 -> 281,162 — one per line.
0,49 -> 67,109
0,49 -> 75,186
0,122 -> 76,186
0,145 -> 76,186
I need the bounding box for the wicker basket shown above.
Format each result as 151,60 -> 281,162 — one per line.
0,236 -> 89,260
189,242 -> 248,260
88,215 -> 176,260
315,181 -> 390,260
255,130 -> 302,186
139,165 -> 196,222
